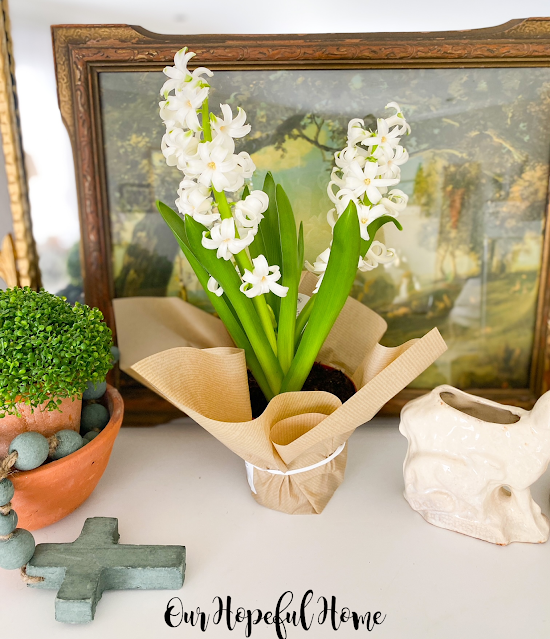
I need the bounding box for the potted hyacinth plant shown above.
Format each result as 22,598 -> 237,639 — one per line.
124,47 -> 445,515
156,47 -> 411,404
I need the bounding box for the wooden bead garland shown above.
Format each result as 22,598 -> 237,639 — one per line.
0,428 -> 89,580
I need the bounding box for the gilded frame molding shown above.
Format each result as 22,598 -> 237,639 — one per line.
0,0 -> 40,289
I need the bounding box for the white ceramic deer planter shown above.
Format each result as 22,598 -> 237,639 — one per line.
400,385 -> 550,545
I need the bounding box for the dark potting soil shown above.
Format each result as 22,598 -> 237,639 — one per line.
247,363 -> 357,419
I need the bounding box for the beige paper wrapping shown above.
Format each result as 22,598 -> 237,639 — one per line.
114,275 -> 447,515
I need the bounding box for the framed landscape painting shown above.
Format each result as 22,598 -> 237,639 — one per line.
53,19 -> 550,423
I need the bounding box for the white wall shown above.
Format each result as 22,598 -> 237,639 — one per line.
8,0 -> 550,291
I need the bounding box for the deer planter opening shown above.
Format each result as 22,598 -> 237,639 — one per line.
399,385 -> 550,545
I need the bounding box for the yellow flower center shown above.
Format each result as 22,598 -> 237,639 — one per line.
381,136 -> 387,143
364,178 -> 371,185
261,276 -> 267,283
186,100 -> 193,108
361,218 -> 368,225
208,162 -> 216,169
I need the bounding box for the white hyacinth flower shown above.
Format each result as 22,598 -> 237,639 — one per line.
201,218 -> 254,260
364,118 -> 403,157
358,241 -> 396,272
335,144 -> 368,171
381,189 -> 409,214
344,160 -> 399,204
327,188 -> 357,228
317,106 -> 409,286
159,86 -> 209,132
187,140 -> 239,191
234,191 -> 268,229
161,128 -> 199,170
207,276 -> 224,297
375,145 -> 409,180
347,118 -> 368,147
357,203 -> 387,241
384,102 -> 411,134
175,183 -> 220,227
305,247 -> 331,293
239,255 -> 288,299
212,104 -> 252,140
235,151 -> 256,179
160,48 -> 213,97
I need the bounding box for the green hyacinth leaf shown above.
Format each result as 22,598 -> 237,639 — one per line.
259,172 -> 282,321
275,184 -> 299,374
360,215 -> 403,256
281,201 -> 361,393
156,200 -> 274,399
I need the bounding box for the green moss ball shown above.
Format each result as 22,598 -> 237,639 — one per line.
0,528 -> 35,570
9,432 -> 49,471
51,430 -> 84,460
81,404 -> 109,435
82,380 -> 107,401
0,479 -> 14,506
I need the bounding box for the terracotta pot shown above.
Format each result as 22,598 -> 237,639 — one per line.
10,385 -> 123,531
0,395 -> 82,457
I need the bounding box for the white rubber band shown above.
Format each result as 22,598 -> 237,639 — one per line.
245,442 -> 346,494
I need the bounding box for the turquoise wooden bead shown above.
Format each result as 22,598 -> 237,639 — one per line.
111,345 -> 120,364
0,510 -> 17,536
9,432 -> 49,471
0,528 -> 35,570
81,404 -> 109,435
82,380 -> 107,401
51,430 -> 84,460
0,478 -> 14,506
83,431 -> 99,443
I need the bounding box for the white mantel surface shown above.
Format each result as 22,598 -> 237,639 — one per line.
1,417 -> 549,638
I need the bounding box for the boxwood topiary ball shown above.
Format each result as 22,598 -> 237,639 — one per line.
0,287 -> 113,419
51,430 -> 84,460
0,528 -> 35,570
0,478 -> 14,506
9,432 -> 49,471
0,510 -> 18,536
82,380 -> 107,401
81,404 -> 109,435
83,431 -> 99,443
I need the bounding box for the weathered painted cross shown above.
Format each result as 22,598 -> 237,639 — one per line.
26,517 -> 186,624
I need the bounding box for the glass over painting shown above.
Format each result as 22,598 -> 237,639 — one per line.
99,67 -> 550,391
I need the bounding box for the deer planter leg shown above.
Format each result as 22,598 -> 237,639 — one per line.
498,487 -> 550,545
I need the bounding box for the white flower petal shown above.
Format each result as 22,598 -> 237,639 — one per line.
207,276 -> 224,297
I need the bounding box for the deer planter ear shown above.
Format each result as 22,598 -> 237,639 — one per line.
400,385 -> 550,545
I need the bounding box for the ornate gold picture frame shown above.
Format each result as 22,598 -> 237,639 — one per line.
52,19 -> 550,424
0,0 -> 40,289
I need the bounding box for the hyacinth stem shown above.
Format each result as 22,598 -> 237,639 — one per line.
201,98 -> 278,358
213,188 -> 278,356
201,98 -> 212,140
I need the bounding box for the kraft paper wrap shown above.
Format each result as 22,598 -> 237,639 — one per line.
113,273 -> 447,515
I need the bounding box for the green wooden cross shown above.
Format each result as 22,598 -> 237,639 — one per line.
25,517 -> 186,624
